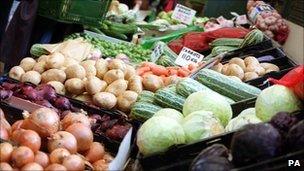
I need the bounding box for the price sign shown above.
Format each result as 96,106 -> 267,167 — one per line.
175,47 -> 204,67
151,42 -> 164,62
172,4 -> 196,25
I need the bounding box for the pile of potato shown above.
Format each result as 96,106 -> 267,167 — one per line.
8,52 -> 143,112
212,56 -> 280,82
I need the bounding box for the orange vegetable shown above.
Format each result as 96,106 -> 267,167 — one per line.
177,68 -> 190,77
141,62 -> 155,68
142,71 -> 153,78
168,69 -> 178,76
151,65 -> 169,76
188,64 -> 197,71
137,66 -> 150,76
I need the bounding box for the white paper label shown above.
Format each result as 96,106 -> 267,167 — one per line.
249,4 -> 274,23
172,4 -> 196,25
151,42 -> 164,62
175,47 -> 204,66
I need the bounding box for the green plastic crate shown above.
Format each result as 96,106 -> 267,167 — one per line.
38,0 -> 111,26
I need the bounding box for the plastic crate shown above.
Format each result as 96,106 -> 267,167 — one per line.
38,0 -> 111,27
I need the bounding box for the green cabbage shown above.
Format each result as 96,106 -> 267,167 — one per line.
256,85 -> 303,122
182,110 -> 224,143
153,108 -> 184,123
225,108 -> 262,132
183,91 -> 233,126
136,116 -> 185,156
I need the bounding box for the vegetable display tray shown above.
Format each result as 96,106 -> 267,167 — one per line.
135,110 -> 304,171
38,0 -> 111,27
0,76 -> 139,154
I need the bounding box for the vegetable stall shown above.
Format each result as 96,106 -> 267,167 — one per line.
0,0 -> 303,171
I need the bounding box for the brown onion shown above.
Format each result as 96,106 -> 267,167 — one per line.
85,142 -> 105,163
21,162 -> 43,171
0,109 -> 11,133
66,123 -> 93,152
11,146 -> 34,168
103,153 -> 114,163
11,120 -> 23,133
62,154 -> 85,171
93,159 -> 109,171
61,112 -> 91,130
0,142 -> 13,162
34,151 -> 49,168
0,162 -> 13,170
12,129 -> 41,152
49,148 -> 70,164
0,125 -> 9,140
47,131 -> 77,154
22,108 -> 60,137
45,164 -> 67,171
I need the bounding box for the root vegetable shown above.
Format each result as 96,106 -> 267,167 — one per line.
103,69 -> 124,84
0,125 -> 9,140
95,59 -> 108,79
93,159 -> 109,171
11,120 -> 23,133
244,72 -> 259,81
244,56 -> 259,66
11,146 -> 34,168
226,64 -> 244,80
0,142 -> 13,162
62,154 -> 85,171
128,75 -> 143,94
65,64 -> 86,79
85,77 -> 107,95
9,66 -> 25,80
93,92 -> 117,109
105,79 -> 128,96
19,57 -> 36,71
46,52 -> 65,69
221,63 -> 230,75
74,93 -> 92,103
33,62 -> 46,73
142,75 -> 164,92
117,91 -> 138,112
64,57 -> 79,67
260,63 -> 279,73
245,64 -> 265,76
81,60 -> 97,77
49,148 -> 70,164
45,164 -> 67,171
41,69 -> 66,83
48,131 -> 77,154
66,123 -> 93,152
229,58 -> 246,70
12,129 -> 41,152
21,71 -> 41,85
47,81 -> 66,94
22,108 -> 60,138
0,162 -> 13,170
65,78 -> 85,95
61,112 -> 91,130
108,59 -> 126,72
0,110 -> 11,134
21,162 -> 43,171
124,65 -> 136,80
84,142 -> 105,163
34,151 -> 49,168
37,55 -> 49,63
211,63 -> 223,73
103,153 -> 114,162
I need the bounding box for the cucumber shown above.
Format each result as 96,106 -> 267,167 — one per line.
210,38 -> 244,48
137,91 -> 155,104
176,78 -> 235,104
154,87 -> 186,112
239,29 -> 264,48
156,55 -> 177,67
130,102 -> 162,122
195,69 -> 261,101
211,46 -> 238,56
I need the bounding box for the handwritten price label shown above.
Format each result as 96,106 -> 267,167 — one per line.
172,4 -> 196,25
175,47 -> 204,67
151,42 -> 164,62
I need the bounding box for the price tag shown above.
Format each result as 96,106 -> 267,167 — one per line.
151,42 -> 164,62
171,4 -> 196,25
175,47 -> 204,67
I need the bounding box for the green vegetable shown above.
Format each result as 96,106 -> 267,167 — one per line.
130,102 -> 162,122
183,91 -> 233,126
182,110 -> 224,143
195,69 -> 261,101
255,85 -> 303,122
239,29 -> 264,48
30,44 -> 50,57
137,116 -> 185,156
210,38 -> 244,48
137,91 -> 155,104
156,55 -> 177,67
225,108 -> 262,132
154,87 -> 186,112
153,108 -> 184,123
